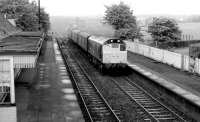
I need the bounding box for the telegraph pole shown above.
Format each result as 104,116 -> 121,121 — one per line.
38,0 -> 40,30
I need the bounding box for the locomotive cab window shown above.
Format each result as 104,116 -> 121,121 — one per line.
112,43 -> 119,48
120,44 -> 126,51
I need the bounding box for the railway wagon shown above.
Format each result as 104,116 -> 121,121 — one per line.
88,36 -> 127,69
70,29 -> 80,44
76,31 -> 90,51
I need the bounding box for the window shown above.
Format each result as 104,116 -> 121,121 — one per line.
120,44 -> 126,51
112,43 -> 119,48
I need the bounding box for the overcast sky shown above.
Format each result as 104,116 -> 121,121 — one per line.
36,0 -> 200,16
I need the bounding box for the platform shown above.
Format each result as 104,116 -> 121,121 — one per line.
127,51 -> 200,107
15,37 -> 84,122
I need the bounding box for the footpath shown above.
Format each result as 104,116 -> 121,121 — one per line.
15,37 -> 84,122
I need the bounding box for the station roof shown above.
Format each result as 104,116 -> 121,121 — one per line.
0,31 -> 44,68
11,31 -> 43,37
0,35 -> 42,55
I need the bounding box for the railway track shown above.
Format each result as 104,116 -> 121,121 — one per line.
57,40 -> 120,122
58,38 -> 187,121
111,77 -> 187,122
63,40 -> 157,121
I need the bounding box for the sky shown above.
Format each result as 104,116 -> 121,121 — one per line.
34,0 -> 200,16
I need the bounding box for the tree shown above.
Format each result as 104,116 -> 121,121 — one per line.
104,2 -> 141,40
0,0 -> 50,32
148,17 -> 181,44
16,13 -> 38,31
0,0 -> 30,18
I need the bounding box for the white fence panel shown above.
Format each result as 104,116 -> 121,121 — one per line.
126,41 -> 200,74
182,55 -> 189,71
139,44 -> 150,57
138,44 -> 144,55
198,59 -> 200,74
125,41 -> 137,53
149,47 -> 163,62
133,43 -> 139,53
194,58 -> 200,74
163,50 -> 182,69
125,41 -> 131,50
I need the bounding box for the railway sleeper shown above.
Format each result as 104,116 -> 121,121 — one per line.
85,95 -> 100,99
139,102 -> 158,105
85,99 -> 101,102
78,87 -> 93,90
132,96 -> 149,99
88,104 -> 107,107
128,91 -> 144,94
78,84 -> 92,87
157,117 -> 177,120
82,92 -> 98,95
149,111 -> 172,114
90,107 -> 108,111
136,101 -> 154,104
139,101 -> 157,105
123,88 -> 139,92
129,93 -> 146,95
153,114 -> 174,118
89,110 -> 109,114
80,92 -> 97,96
147,108 -> 165,111
128,92 -> 146,95
78,88 -> 93,91
143,104 -> 162,108
86,99 -> 102,102
135,99 -> 152,102
136,99 -> 154,102
88,101 -> 104,104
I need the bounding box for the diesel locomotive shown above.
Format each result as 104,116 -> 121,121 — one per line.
69,29 -> 127,70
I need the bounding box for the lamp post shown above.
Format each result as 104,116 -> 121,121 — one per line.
38,0 -> 40,30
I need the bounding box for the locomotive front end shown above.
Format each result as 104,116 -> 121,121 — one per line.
102,39 -> 127,68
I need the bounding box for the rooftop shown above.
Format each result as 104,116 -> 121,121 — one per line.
0,31 -> 43,55
12,31 -> 43,37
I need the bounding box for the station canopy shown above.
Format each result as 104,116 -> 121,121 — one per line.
0,31 -> 44,68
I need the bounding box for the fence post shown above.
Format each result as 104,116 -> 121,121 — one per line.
181,55 -> 184,70
162,50 -> 164,62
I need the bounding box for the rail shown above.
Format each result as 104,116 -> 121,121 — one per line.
111,77 -> 187,122
58,39 -> 120,122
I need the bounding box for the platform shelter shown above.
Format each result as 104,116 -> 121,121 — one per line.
0,31 -> 45,122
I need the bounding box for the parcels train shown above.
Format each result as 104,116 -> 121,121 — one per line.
68,29 -> 127,70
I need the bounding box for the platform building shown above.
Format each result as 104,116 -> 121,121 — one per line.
0,31 -> 44,122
